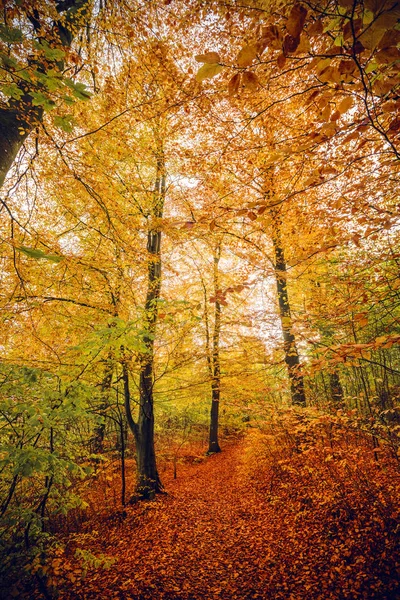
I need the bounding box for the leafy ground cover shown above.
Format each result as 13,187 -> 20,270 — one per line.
25,414 -> 400,600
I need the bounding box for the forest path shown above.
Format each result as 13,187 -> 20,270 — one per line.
67,439 -> 275,600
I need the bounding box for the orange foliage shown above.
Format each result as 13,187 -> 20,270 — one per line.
23,418 -> 400,600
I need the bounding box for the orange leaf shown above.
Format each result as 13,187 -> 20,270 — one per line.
195,52 -> 221,64
338,96 -> 354,114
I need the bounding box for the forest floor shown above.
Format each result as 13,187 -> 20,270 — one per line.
32,429 -> 400,600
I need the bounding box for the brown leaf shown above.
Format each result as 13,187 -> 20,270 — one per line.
182,221 -> 195,229
259,25 -> 282,50
378,29 -> 400,50
242,71 -> 259,91
389,117 -> 400,132
381,99 -> 398,113
338,59 -> 356,75
237,44 -> 258,67
375,47 -> 400,64
307,19 -> 323,37
195,52 -> 221,64
305,90 -> 320,105
283,34 -> 300,55
277,53 -> 286,69
228,73 -> 241,97
286,3 -> 308,39
256,37 -> 269,55
330,110 -> 340,122
352,40 -> 365,54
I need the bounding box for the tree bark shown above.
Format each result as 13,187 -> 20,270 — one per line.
123,152 -> 165,499
271,209 -> 306,407
208,243 -> 222,453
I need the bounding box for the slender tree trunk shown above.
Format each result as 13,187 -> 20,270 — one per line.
329,371 -> 344,405
208,243 -> 222,453
271,209 -> 306,406
91,360 -> 113,453
123,151 -> 165,499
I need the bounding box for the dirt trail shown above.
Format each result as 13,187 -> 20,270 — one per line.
66,441 -> 274,600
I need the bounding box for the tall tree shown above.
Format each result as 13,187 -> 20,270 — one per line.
269,207 -> 306,406
123,141 -> 166,498
207,241 -> 223,453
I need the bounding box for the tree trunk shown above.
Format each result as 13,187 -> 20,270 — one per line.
0,104 -> 40,188
329,371 -> 344,405
208,243 -> 222,453
271,209 -> 306,407
123,152 -> 165,499
0,0 -> 89,188
91,360 -> 113,453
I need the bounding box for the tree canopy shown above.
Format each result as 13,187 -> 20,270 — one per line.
0,0 -> 400,597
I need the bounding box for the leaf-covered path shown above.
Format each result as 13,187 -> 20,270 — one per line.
65,441 -> 278,599
62,436 -> 399,600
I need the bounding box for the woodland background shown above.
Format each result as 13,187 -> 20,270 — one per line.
0,0 -> 400,598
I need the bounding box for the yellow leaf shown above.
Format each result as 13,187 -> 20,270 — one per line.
359,17 -> 387,50
321,105 -> 331,121
319,66 -> 341,84
196,63 -> 224,82
297,33 -> 310,53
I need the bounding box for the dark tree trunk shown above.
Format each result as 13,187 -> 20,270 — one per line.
0,0 -> 89,187
209,378 -> 221,453
271,210 -> 306,407
136,360 -> 163,498
208,243 -> 222,454
123,151 -> 165,499
329,371 -> 344,404
0,104 -> 40,188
